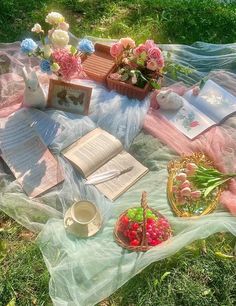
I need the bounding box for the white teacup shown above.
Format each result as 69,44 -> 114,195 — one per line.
64,200 -> 102,237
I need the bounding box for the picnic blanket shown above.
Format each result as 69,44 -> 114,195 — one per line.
1,38 -> 236,306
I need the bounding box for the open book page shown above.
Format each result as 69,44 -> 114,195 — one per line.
28,108 -> 62,146
3,136 -> 64,198
0,113 -> 64,198
87,151 -> 148,201
0,109 -> 61,150
0,109 -> 36,151
62,128 -> 123,177
184,80 -> 236,123
159,98 -> 215,140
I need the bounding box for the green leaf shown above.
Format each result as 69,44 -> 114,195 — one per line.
153,279 -> 159,287
137,58 -> 145,66
0,239 -> 8,263
150,80 -> 161,89
70,45 -> 77,55
215,251 -> 235,259
6,297 -> 16,306
140,51 -> 147,61
160,271 -> 171,283
204,178 -> 230,197
120,72 -> 129,81
202,289 -> 211,296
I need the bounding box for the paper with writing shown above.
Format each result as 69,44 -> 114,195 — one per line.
0,112 -> 64,198
87,151 -> 148,201
63,128 -> 148,201
63,128 -> 123,177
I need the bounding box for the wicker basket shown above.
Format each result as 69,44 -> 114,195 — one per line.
107,66 -> 153,100
114,191 -> 171,252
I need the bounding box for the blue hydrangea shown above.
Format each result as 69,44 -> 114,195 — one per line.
78,39 -> 95,54
40,59 -> 52,74
20,38 -> 38,54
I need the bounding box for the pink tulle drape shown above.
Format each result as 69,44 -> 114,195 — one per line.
144,84 -> 236,215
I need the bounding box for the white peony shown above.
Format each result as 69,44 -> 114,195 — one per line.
31,23 -> 44,33
45,12 -> 65,25
42,45 -> 52,58
51,29 -> 69,48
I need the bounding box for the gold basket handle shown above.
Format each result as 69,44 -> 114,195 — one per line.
141,191 -> 148,248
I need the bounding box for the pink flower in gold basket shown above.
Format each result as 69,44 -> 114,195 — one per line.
52,48 -> 82,80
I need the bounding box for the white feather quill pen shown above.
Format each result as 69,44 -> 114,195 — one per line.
85,166 -> 133,185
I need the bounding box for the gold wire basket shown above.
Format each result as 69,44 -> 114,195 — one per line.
167,152 -> 221,218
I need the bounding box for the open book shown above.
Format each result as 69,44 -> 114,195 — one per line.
62,128 -> 148,201
0,110 -> 64,198
160,80 -> 236,139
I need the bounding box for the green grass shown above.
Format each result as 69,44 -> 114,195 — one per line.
0,212 -> 51,306
1,0 -> 236,44
1,211 -> 236,306
1,0 -> 236,305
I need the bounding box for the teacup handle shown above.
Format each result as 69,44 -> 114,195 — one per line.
65,217 -> 74,228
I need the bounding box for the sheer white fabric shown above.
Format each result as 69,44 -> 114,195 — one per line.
1,38 -> 236,305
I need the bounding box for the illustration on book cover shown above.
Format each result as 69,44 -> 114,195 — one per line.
175,109 -> 200,131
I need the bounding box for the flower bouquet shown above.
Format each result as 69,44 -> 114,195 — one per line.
20,12 -> 95,81
107,37 -> 164,100
114,191 -> 172,251
167,153 -> 230,217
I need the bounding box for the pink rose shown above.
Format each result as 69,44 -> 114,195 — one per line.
148,47 -> 164,68
133,44 -> 147,56
109,73 -> 121,80
146,59 -> 158,71
145,39 -> 155,50
110,42 -> 123,58
119,37 -> 135,48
